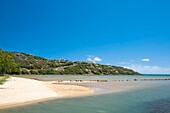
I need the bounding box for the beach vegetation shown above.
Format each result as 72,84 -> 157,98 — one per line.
0,76 -> 9,85
30,69 -> 39,75
0,50 -> 19,76
21,69 -> 30,75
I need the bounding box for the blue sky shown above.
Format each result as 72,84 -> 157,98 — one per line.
1,0 -> 170,74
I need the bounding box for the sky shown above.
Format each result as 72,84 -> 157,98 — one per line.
0,0 -> 170,74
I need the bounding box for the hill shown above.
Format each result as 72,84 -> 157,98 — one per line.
0,50 -> 140,75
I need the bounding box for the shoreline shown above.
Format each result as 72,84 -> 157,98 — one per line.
14,75 -> 170,82
0,76 -> 167,109
0,77 -> 94,109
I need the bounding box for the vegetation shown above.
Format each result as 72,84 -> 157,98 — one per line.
0,49 -> 140,75
0,76 -> 9,85
0,50 -> 19,75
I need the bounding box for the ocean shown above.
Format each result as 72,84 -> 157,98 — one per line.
1,75 -> 170,113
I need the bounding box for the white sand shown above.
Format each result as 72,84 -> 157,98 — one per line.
0,77 -> 94,108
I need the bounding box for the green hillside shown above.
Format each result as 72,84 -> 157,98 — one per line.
0,49 -> 140,75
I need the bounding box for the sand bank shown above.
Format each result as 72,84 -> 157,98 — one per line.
0,77 -> 94,108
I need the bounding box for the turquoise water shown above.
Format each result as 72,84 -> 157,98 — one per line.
1,75 -> 170,113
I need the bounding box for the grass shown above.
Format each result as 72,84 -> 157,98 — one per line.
0,76 -> 9,85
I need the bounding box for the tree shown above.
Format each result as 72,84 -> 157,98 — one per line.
0,51 -> 18,76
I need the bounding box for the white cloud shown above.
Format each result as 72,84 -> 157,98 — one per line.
118,59 -> 170,74
87,56 -> 102,63
142,58 -> 150,62
124,64 -> 170,74
87,58 -> 92,61
94,57 -> 102,62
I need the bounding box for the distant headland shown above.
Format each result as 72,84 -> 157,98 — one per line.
0,49 -> 140,75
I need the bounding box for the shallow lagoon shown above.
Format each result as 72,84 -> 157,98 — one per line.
1,75 -> 170,113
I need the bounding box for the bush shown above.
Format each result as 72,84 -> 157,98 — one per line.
21,69 -> 30,75
0,76 -> 9,85
30,69 -> 39,75
38,69 -> 47,75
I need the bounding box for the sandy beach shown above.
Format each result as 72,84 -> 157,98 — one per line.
0,76 -> 160,108
0,77 -> 94,108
